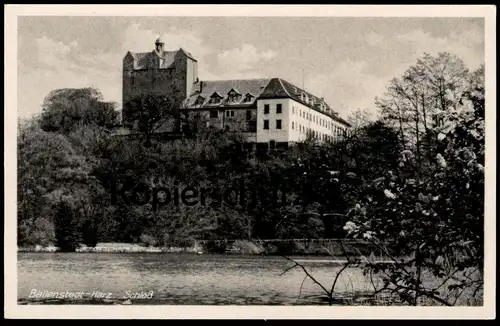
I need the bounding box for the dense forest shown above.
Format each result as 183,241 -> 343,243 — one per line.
18,52 -> 484,264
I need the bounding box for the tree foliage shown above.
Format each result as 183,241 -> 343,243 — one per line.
342,54 -> 485,306
39,87 -> 119,134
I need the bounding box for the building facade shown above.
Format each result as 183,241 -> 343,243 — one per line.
122,39 -> 351,145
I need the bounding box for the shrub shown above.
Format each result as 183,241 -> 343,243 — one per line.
344,100 -> 484,306
139,233 -> 158,247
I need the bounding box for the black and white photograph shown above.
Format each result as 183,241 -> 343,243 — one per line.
4,4 -> 496,319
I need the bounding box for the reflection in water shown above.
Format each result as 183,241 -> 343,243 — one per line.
18,253 -> 375,305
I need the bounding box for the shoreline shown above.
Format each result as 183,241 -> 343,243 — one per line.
17,239 -> 383,257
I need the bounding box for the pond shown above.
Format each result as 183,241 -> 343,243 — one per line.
18,253 -> 381,305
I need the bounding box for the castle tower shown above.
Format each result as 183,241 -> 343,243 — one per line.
122,38 -> 199,124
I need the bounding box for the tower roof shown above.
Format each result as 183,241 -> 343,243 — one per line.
155,37 -> 164,44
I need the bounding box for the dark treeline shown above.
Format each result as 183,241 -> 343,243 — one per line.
18,103 -> 394,249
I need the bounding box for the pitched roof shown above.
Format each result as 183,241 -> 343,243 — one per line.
179,48 -> 197,62
186,78 -> 271,107
260,78 -> 350,126
186,77 -> 350,126
127,48 -> 197,70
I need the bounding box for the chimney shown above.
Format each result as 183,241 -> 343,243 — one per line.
200,81 -> 204,93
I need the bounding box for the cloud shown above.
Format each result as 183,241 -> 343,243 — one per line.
307,59 -> 388,118
214,44 -> 277,76
34,36 -> 78,71
18,36 -> 120,118
19,22 -> 483,122
306,26 -> 484,120
396,28 -> 484,70
365,31 -> 384,47
18,25 -> 275,118
121,23 -> 213,59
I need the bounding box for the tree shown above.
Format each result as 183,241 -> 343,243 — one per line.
343,55 -> 484,306
347,108 -> 373,134
122,93 -> 180,147
17,119 -> 89,246
376,52 -> 470,170
53,200 -> 82,252
39,87 -> 119,134
341,120 -> 402,181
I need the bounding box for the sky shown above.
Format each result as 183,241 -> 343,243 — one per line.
17,16 -> 485,120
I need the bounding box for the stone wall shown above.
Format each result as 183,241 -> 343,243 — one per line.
122,51 -> 198,123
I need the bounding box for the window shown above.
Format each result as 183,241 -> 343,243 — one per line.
264,104 -> 270,114
195,96 -> 205,106
276,120 -> 282,129
243,93 -> 254,103
210,110 -> 218,118
210,93 -> 222,105
227,89 -> 241,103
292,106 -> 295,114
248,120 -> 257,132
263,120 -> 269,130
225,110 -> 235,118
246,109 -> 252,121
276,104 -> 282,114
292,121 -> 294,130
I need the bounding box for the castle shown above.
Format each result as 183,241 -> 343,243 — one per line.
122,38 -> 350,146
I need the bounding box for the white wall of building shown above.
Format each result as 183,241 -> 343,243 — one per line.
288,99 -> 348,143
256,98 -> 290,143
256,98 -> 349,144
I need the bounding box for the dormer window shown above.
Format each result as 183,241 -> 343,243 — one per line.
209,92 -> 223,105
195,95 -> 205,106
227,88 -> 241,103
243,93 -> 254,103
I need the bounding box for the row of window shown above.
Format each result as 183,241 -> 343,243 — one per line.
262,103 -> 347,135
263,119 -> 282,130
263,104 -> 282,114
197,92 -> 255,106
210,110 -> 253,120
210,107 -> 347,136
262,119 -> 346,139
291,121 -> 344,141
292,106 -> 344,133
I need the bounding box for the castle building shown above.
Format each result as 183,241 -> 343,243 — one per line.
122,38 -> 351,146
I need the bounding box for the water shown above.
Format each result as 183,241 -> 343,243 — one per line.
18,253 -> 379,305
